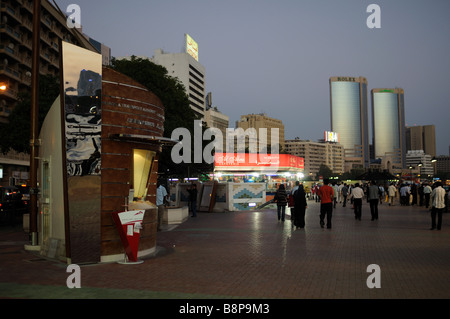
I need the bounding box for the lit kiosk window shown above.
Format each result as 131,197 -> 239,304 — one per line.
132,149 -> 156,200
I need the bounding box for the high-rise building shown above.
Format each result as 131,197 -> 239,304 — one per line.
329,76 -> 369,171
405,125 -> 436,158
235,113 -> 285,153
151,46 -> 206,120
285,138 -> 344,177
0,0 -> 97,123
371,88 -> 406,168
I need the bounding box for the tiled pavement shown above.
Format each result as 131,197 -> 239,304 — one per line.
1,199 -> 449,302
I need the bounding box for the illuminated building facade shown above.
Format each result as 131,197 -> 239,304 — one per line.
329,76 -> 369,171
371,88 -> 406,168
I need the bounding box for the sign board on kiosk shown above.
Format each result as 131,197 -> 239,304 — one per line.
112,210 -> 145,264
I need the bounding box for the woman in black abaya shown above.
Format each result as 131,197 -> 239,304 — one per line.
293,184 -> 308,229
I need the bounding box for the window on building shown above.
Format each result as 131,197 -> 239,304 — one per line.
133,149 -> 156,200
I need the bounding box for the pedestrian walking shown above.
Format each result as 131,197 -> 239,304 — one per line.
368,181 -> 380,221
156,181 -> 169,231
304,184 -> 310,200
318,178 -> 334,229
314,184 -> 320,202
400,184 -> 410,206
418,183 -> 424,206
430,182 -> 446,230
187,183 -> 198,217
411,183 -> 418,206
423,183 -> 432,208
289,181 -> 300,225
388,183 -> 397,206
351,183 -> 364,220
332,182 -> 339,208
341,183 -> 349,207
274,183 -> 288,222
378,184 -> 385,204
293,184 -> 308,229
338,182 -> 344,203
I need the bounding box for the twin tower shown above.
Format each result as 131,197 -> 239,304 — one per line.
329,76 -> 405,172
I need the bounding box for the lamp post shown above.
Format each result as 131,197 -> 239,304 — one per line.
431,157 -> 437,177
29,0 -> 41,246
409,165 -> 414,182
418,163 -> 423,182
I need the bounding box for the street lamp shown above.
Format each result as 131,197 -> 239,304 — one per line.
418,163 -> 423,182
431,157 -> 437,177
0,82 -> 7,91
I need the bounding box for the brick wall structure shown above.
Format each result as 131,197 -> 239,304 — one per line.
100,67 -> 164,260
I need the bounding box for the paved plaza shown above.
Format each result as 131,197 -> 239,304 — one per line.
1,198 -> 449,302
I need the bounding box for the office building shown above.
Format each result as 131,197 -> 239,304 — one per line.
371,88 -> 406,168
435,156 -> 450,173
151,44 -> 206,119
405,125 -> 436,158
329,76 -> 369,171
285,138 -> 344,177
204,106 -> 229,151
235,113 -> 285,153
0,0 -> 98,122
405,150 -> 434,177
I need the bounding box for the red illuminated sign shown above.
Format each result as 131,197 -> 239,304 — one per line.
214,153 -> 304,171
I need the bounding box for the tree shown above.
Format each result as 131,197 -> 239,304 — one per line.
316,164 -> 333,180
0,74 -> 60,154
110,56 -> 211,178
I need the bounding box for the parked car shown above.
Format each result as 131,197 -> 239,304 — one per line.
0,186 -> 28,225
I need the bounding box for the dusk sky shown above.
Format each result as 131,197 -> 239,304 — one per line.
54,0 -> 450,155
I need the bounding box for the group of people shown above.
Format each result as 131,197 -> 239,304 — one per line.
273,181 -> 308,229
273,179 -> 448,231
391,181 -> 447,230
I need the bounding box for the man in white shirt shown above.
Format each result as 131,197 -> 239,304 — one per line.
430,182 -> 446,230
351,183 -> 365,220
423,183 -> 432,208
338,183 -> 344,203
388,183 -> 397,206
332,182 -> 340,208
400,184 -> 410,206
